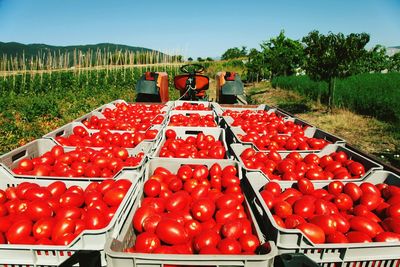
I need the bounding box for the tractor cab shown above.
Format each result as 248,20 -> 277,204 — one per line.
216,71 -> 245,104
174,64 -> 209,101
135,71 -> 169,103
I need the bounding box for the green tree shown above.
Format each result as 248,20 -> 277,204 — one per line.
389,52 -> 400,72
353,45 -> 389,73
246,48 -> 269,82
197,57 -> 204,62
302,30 -> 370,111
221,46 -> 247,60
261,30 -> 304,78
206,57 -> 214,61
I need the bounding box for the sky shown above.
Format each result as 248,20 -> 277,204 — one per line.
0,0 -> 399,58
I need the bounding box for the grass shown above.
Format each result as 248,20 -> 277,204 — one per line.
246,82 -> 400,168
272,73 -> 400,123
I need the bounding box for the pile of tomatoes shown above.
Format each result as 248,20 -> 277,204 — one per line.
128,163 -> 261,254
0,179 -> 132,245
260,178 -> 400,244
240,148 -> 366,180
223,110 -> 308,135
54,126 -> 159,148
13,145 -> 144,178
82,114 -> 165,132
168,113 -> 217,127
238,132 -> 330,151
158,129 -> 226,159
173,102 -> 211,111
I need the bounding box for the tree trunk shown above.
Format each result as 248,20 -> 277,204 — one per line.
327,77 -> 335,112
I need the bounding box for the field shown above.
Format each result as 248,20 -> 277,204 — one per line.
272,73 -> 400,123
0,65 -> 181,153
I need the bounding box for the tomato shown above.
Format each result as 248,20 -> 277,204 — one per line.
26,200 -> 53,221
216,194 -> 238,210
132,206 -> 156,232
33,218 -> 55,239
83,209 -> 107,230
296,223 -> 325,244
184,219 -> 202,238
343,183 -> 362,201
285,214 -> 306,229
221,219 -> 243,239
360,183 -> 380,196
6,219 -> 33,244
165,129 -> 177,139
349,216 -> 383,238
102,188 -> 127,207
166,191 -> 190,212
215,208 -> 238,224
360,193 -> 382,211
346,231 -> 372,243
192,165 -> 209,180
18,159 -> 34,171
273,201 -> 292,219
293,197 -> 315,218
297,178 -> 314,195
374,232 -> 400,242
135,232 -> 161,253
334,193 -> 353,211
239,234 -> 260,253
326,231 -> 348,243
59,192 -> 84,208
217,238 -> 242,254
263,182 -> 281,197
155,218 -> 188,245
348,162 -> 365,176
191,198 -> 215,222
193,230 -> 221,252
387,203 -> 400,218
309,215 -> 337,235
168,178 -> 183,192
332,214 -> 350,233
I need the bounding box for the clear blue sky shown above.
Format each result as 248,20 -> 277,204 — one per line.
1,0 -> 399,58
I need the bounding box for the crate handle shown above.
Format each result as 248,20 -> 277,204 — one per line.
11,150 -> 27,163
185,130 -> 203,135
55,130 -> 65,137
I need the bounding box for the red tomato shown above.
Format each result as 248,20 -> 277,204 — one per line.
239,234 -> 260,253
217,238 -> 242,254
293,197 -> 315,218
343,183 -> 362,201
191,198 -> 215,222
297,178 -> 314,195
346,231 -> 372,243
165,129 -> 177,139
6,219 -> 33,244
334,193 -> 353,211
349,216 -> 383,238
296,223 -> 325,244
285,214 -> 306,229
273,201 -> 293,219
221,219 -> 243,239
309,215 -> 337,235
193,229 -> 221,252
135,232 -> 161,253
166,191 -> 190,212
33,218 -> 55,239
103,188 -> 127,207
26,200 -> 53,221
326,231 -> 348,243
132,206 -> 156,232
155,218 -> 188,245
83,209 -> 107,230
263,182 -> 281,197
374,232 -> 400,242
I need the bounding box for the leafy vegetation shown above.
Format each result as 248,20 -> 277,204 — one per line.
272,73 -> 400,123
0,65 -> 180,154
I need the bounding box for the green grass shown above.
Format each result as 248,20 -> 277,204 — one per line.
272,73 -> 400,123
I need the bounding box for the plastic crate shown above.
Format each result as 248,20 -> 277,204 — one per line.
104,157 -> 277,267
43,122 -> 163,146
231,143 -> 382,182
151,126 -> 230,159
227,126 -> 345,153
0,168 -> 141,266
96,101 -> 171,114
243,169 -> 400,265
167,110 -> 219,127
0,138 -> 151,180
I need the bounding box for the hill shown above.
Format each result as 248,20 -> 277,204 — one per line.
0,41 -> 157,58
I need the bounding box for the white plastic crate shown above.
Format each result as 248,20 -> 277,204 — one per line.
231,143 -> 382,182
96,101 -> 171,114
43,122 -> 163,146
0,168 -> 141,266
151,126 -> 230,159
166,110 -> 219,127
228,126 -> 345,153
104,158 -> 277,267
0,138 -> 151,180
243,169 -> 400,265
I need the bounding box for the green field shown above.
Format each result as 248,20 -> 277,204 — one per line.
0,66 -> 180,153
272,73 -> 400,123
